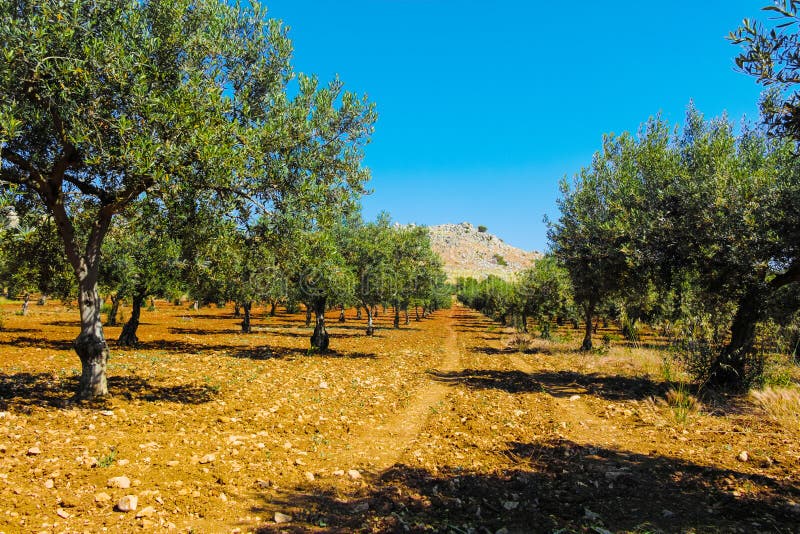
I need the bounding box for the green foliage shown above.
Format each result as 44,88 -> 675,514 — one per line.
477,225 -> 487,233
548,105 -> 800,386
493,254 -> 508,266
0,0 -> 375,396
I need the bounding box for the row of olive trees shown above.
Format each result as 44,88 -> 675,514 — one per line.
547,106 -> 800,388
0,0 -> 377,399
456,256 -> 574,338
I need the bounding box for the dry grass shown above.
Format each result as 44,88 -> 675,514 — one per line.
750,386 -> 800,432
641,384 -> 701,427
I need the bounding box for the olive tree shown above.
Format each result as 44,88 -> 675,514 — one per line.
0,0 -> 374,398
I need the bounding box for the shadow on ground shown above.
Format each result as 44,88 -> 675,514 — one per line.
0,372 -> 217,409
253,439 -> 800,533
429,368 -> 666,400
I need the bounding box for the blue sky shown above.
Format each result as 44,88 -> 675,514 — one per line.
265,1 -> 767,251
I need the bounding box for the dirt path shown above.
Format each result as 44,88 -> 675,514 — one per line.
331,306 -> 463,470
508,353 -> 609,446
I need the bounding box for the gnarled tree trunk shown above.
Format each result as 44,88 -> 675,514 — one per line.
365,303 -> 374,336
415,306 -> 420,321
233,303 -> 241,318
310,297 -> 329,351
118,290 -> 145,346
393,303 -> 400,329
356,307 -> 362,320
708,290 -> 761,389
338,304 -> 345,323
269,300 -> 277,317
581,302 -> 594,351
305,304 -> 312,328
74,272 -> 109,399
241,301 -> 252,333
107,294 -> 120,326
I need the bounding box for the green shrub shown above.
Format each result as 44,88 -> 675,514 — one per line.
477,225 -> 487,233
493,253 -> 508,266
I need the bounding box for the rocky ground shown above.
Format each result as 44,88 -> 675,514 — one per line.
0,300 -> 798,533
428,223 -> 541,281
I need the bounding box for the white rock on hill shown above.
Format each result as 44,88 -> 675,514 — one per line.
428,222 -> 542,281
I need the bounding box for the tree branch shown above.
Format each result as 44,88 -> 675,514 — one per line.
64,175 -> 111,202
1,148 -> 42,183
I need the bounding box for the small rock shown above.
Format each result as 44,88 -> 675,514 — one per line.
116,459 -> 130,466
353,502 -> 369,513
347,469 -> 362,480
95,492 -> 112,503
274,511 -> 292,524
166,460 -> 179,467
738,451 -> 749,462
44,479 -> 54,489
333,470 -> 345,476
100,410 -> 114,416
107,476 -> 131,489
199,453 -> 216,464
135,506 -> 156,518
569,395 -> 581,401
304,471 -> 315,482
27,446 -> 41,456
662,509 -> 675,517
319,381 -> 329,389
219,492 -> 227,502
56,508 -> 69,519
584,508 -> 601,520
502,501 -> 519,510
116,495 -> 138,512
294,458 -> 304,466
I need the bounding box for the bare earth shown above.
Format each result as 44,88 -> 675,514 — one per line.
0,301 -> 799,533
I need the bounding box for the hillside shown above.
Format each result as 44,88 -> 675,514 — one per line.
428,222 -> 542,281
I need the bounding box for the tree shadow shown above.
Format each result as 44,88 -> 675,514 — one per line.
429,368 -> 666,401
0,327 -> 40,334
228,347 -> 377,360
115,339 -> 242,354
0,372 -> 217,409
168,327 -> 243,336
429,368 -> 544,394
252,439 -> 800,533
530,370 -> 666,400
0,336 -> 74,351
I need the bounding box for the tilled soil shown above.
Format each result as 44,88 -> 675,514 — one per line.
0,301 -> 798,533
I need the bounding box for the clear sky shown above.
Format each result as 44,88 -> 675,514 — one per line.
265,1 -> 767,251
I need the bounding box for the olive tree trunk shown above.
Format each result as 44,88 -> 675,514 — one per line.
393,302 -> 400,329
107,294 -> 121,326
364,302 -> 375,336
708,290 -> 761,389
118,290 -> 145,346
310,297 -> 329,351
240,301 -> 252,333
581,302 -> 594,351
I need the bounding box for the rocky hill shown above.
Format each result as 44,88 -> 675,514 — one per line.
428,222 -> 542,281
